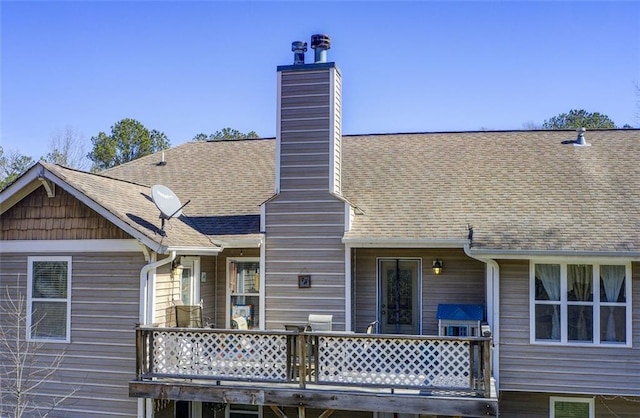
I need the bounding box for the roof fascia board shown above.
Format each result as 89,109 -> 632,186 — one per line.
1,239 -> 143,253
468,248 -> 640,261
39,168 -> 167,253
212,237 -> 263,248
166,246 -> 223,255
0,165 -> 42,214
342,238 -> 470,248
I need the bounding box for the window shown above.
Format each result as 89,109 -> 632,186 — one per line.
228,259 -> 260,329
27,256 -> 72,342
550,396 -> 594,418
226,404 -> 261,418
531,262 -> 630,345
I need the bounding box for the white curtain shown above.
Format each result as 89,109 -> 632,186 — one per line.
535,264 -> 560,340
601,265 -> 625,341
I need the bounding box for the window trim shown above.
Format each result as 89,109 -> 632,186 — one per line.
530,260 -> 632,347
27,256 -> 72,343
549,396 -> 594,418
226,257 -> 261,330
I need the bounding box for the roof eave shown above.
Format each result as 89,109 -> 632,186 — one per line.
342,237 -> 470,248
468,248 -> 640,261
166,246 -> 223,256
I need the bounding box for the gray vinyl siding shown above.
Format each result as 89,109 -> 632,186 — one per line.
499,260 -> 640,396
279,67 -> 341,195
0,251 -> 143,417
353,248 -> 486,334
499,391 -> 640,418
264,196 -> 346,330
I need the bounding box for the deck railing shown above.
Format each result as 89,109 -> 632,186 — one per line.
135,326 -> 492,397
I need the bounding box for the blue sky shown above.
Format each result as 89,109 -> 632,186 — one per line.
2,1 -> 639,161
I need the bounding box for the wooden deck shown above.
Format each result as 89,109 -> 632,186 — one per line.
131,326 -> 498,417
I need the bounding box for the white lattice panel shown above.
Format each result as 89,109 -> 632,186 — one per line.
151,330 -> 289,381
315,336 -> 472,389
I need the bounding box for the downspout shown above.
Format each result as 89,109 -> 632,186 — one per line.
464,243 -> 500,390
137,250 -> 176,418
139,250 -> 176,323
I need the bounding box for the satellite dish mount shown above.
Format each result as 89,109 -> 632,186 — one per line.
151,185 -> 191,231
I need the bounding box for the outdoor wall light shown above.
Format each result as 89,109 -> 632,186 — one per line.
432,260 -> 443,275
171,258 -> 184,279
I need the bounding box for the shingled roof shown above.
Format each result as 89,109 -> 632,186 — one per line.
1,162 -> 220,252
342,130 -> 639,254
102,129 -> 639,255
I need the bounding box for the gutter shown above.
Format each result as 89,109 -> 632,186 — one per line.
464,243 -> 500,391
166,246 -> 224,256
468,248 -> 640,260
341,237 -> 469,248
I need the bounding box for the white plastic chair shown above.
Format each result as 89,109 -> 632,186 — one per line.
307,314 -> 333,331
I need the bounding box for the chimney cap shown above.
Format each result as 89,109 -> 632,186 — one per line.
291,41 -> 308,52
311,34 -> 331,50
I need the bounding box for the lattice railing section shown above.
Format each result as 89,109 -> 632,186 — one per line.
314,335 -> 473,390
149,330 -> 289,382
136,327 -> 491,396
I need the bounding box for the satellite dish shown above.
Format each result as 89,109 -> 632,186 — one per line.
151,185 -> 188,225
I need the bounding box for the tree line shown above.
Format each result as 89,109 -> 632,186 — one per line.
0,119 -> 260,189
1,109 -> 636,189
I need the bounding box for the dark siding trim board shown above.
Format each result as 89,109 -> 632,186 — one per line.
499,260 -> 640,396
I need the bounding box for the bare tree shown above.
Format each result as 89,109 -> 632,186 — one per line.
522,121 -> 542,130
44,126 -> 90,170
0,280 -> 77,417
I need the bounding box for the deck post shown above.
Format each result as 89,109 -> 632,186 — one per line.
483,337 -> 492,398
298,333 -> 306,389
135,325 -> 143,379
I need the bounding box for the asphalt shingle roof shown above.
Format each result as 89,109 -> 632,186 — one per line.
100,130 -> 639,254
41,162 -> 219,251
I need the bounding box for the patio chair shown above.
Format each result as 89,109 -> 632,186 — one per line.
365,320 -> 379,334
231,316 -> 249,330
307,314 -> 333,331
175,304 -> 204,328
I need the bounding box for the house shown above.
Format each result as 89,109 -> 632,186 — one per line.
1,34 -> 639,418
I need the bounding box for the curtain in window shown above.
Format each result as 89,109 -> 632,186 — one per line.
601,265 -> 625,342
535,264 -> 560,340
568,265 -> 592,341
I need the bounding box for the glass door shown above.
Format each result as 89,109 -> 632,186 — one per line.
228,258 -> 260,329
378,258 -> 421,335
179,257 -> 200,305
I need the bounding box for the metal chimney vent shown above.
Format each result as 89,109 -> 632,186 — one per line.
291,41 -> 307,65
574,127 -> 591,147
311,34 -> 331,63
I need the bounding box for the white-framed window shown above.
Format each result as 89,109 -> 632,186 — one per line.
27,256 -> 72,342
531,262 -> 631,346
550,396 -> 594,418
227,258 -> 260,329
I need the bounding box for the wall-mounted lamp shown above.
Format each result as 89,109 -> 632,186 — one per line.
432,260 -> 443,275
171,258 -> 184,279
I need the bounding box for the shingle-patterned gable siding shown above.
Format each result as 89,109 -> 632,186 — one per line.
1,186 -> 130,240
